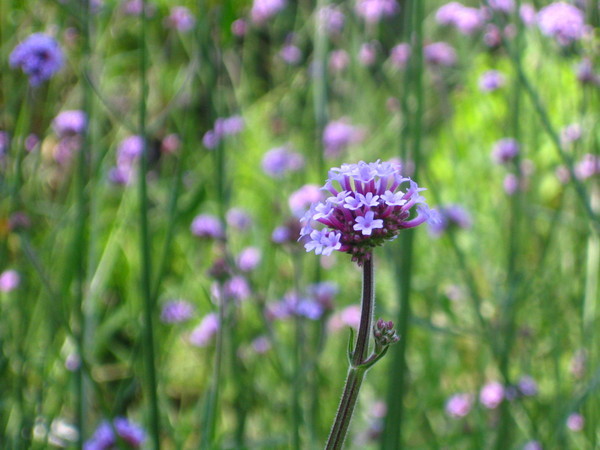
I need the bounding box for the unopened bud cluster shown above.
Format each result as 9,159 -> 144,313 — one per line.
374,319 -> 400,351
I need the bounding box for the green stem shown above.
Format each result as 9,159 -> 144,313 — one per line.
325,255 -> 374,449
138,2 -> 161,447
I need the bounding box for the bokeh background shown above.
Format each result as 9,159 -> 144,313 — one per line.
1,0 -> 599,448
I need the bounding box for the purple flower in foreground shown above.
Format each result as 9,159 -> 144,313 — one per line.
355,0 -> 399,24
189,313 -> 219,347
480,381 -> 504,409
445,393 -> 472,418
537,2 -> 586,46
300,160 -> 434,264
492,138 -> 520,164
0,270 -> 20,293
84,418 -> 145,449
10,33 -> 64,86
191,214 -> 224,239
424,42 -> 457,67
479,70 -> 506,92
160,300 -> 195,324
53,110 -> 87,137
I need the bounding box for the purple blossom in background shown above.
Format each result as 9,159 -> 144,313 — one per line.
224,276 -> 251,302
10,33 -> 64,86
251,0 -> 287,24
445,393 -> 472,418
160,300 -> 195,324
296,298 -> 324,320
307,281 -> 338,310
109,135 -> 143,184
479,70 -> 506,92
300,160 -> 435,264
520,4 -> 536,26
164,6 -> 195,31
329,49 -> 350,73
570,349 -> 586,378
272,226 -> 291,243
251,336 -> 271,353
487,0 -> 514,13
317,5 -> 345,35
576,58 -> 600,85
561,123 -> 582,145
537,2 -> 586,46
236,247 -> 262,272
190,214 -> 224,239
262,146 -> 305,178
523,441 -> 543,450
428,204 -> 472,236
517,375 -> 538,397
25,134 -> 39,152
424,42 -> 457,67
329,304 -> 361,331
289,184 -> 323,218
323,119 -> 364,158
280,44 -> 302,65
359,42 -> 377,66
355,0 -> 399,24
480,381 -> 504,409
389,43 -> 411,69
0,132 -> 9,159
161,133 -> 181,154
435,2 -> 484,35
231,18 -> 248,36
84,418 -> 145,449
0,270 -> 20,293
53,110 -> 87,137
503,173 -> 520,195
215,115 -> 245,137
189,312 -> 219,347
566,413 -> 584,431
575,154 -> 600,180
226,207 -> 253,231
492,138 -> 520,164
484,24 -> 502,47
202,130 -> 219,150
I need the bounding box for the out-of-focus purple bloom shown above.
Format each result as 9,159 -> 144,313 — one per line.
389,43 -> 411,69
436,2 -> 484,35
296,299 -> 325,320
202,130 -> 219,150
224,276 -> 251,302
359,42 -> 377,66
561,123 -> 582,145
262,146 -> 305,178
300,160 -> 434,264
10,33 -> 64,86
0,270 -> 20,293
191,214 -> 223,239
289,184 -> 323,218
570,349 -> 586,379
355,0 -> 399,24
484,24 -> 502,47
523,441 -> 543,450
214,115 -> 245,137
164,6 -> 195,32
226,208 -> 252,231
117,135 -> 143,167
445,393 -> 472,418
517,375 -> 538,397
537,2 -> 586,46
65,353 -> 81,371
237,247 -> 262,272
503,173 -> 520,195
329,304 -> 362,331
323,119 -> 364,158
232,19 -> 248,37
520,4 -> 536,26
424,42 -> 457,67
272,226 -> 291,244
428,204 -> 472,236
0,132 -> 9,159
251,336 -> 271,353
480,381 -> 504,409
280,44 -> 302,65
566,413 -> 584,431
189,312 -> 219,347
84,418 -> 145,450
307,281 -> 338,310
160,300 -> 195,324
479,70 -> 506,92
575,154 -> 600,180
329,49 -> 350,73
122,0 -> 155,16
53,110 -> 87,138
317,5 -> 345,35
161,133 -> 180,154
487,0 -> 514,13
25,134 -> 39,152
251,0 -> 287,24
576,58 -> 600,85
492,138 -> 520,164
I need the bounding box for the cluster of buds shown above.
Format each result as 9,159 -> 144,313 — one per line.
373,319 -> 400,353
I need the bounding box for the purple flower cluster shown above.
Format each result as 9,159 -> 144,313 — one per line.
436,2 -> 484,35
323,119 -> 364,158
251,0 -> 287,24
189,312 -> 219,347
355,0 -> 399,24
109,135 -> 144,185
266,287 -> 335,321
84,417 -> 145,450
10,33 -> 64,86
160,299 -> 195,324
537,2 -> 586,46
428,204 -> 472,236
445,393 -> 472,418
389,43 -> 411,69
262,146 -> 305,178
164,6 -> 195,32
202,115 -> 245,149
53,110 -> 87,138
479,70 -> 505,92
491,138 -> 520,164
424,42 -> 457,67
0,270 -> 20,293
190,214 -> 224,239
300,160 -> 434,264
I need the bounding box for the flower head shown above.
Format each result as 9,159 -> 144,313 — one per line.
191,214 -> 224,239
537,2 -> 586,46
492,138 -> 520,164
251,0 -> 287,24
53,110 -> 87,138
0,270 -> 20,293
479,70 -> 505,92
424,42 -> 457,67
10,33 -> 64,86
323,119 -> 364,158
160,299 -> 195,324
436,2 -> 484,35
189,313 -> 219,347
355,0 -> 399,24
164,6 -> 195,32
84,417 -> 145,449
479,381 -> 504,409
262,146 -> 304,178
300,160 -> 434,264
428,204 -> 472,236
445,393 -> 472,418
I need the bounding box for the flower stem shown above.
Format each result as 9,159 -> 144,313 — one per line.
325,255 -> 374,449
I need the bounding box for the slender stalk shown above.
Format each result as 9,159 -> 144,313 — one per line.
138,2 -> 161,447
325,255 -> 374,449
